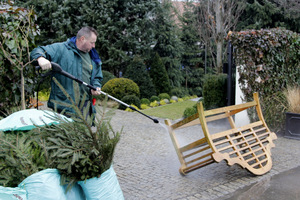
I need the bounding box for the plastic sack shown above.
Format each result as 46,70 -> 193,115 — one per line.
18,169 -> 66,200
78,165 -> 124,200
64,183 -> 86,200
0,186 -> 27,200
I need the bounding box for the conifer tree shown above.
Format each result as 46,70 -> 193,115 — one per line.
16,0 -> 159,76
149,53 -> 171,94
124,56 -> 156,99
180,1 -> 204,70
179,1 -> 205,95
237,0 -> 300,33
153,0 -> 184,88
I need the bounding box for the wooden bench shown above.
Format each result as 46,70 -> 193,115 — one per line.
165,93 -> 277,175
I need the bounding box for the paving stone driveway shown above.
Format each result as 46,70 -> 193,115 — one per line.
110,109 -> 300,200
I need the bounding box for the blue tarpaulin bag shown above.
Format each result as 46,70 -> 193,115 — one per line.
0,186 -> 27,200
78,165 -> 124,200
64,183 -> 86,200
18,169 -> 66,200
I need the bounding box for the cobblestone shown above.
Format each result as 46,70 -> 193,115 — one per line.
108,109 -> 300,200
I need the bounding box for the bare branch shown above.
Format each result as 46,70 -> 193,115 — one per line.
196,0 -> 245,71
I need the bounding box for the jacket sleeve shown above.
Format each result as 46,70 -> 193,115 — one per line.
91,62 -> 103,88
30,43 -> 63,65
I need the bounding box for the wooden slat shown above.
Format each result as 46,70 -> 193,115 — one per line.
185,152 -> 214,164
205,112 -> 230,122
246,153 -> 266,162
250,157 -> 268,168
184,158 -> 215,172
203,101 -> 257,117
182,146 -> 211,159
211,121 -> 264,140
180,137 -> 207,152
213,130 -> 256,146
242,146 -> 264,157
205,106 -> 251,123
170,113 -> 199,130
227,138 -> 269,157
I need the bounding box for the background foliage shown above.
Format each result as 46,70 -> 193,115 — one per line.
228,28 -> 300,101
237,0 -> 300,33
228,28 -> 300,130
0,2 -> 38,113
0,0 -> 299,130
124,56 -> 156,99
202,73 -> 227,110
148,52 -> 171,94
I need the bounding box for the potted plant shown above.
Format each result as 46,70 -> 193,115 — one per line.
284,85 -> 300,139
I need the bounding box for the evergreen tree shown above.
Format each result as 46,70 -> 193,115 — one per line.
88,0 -> 159,75
124,56 -> 156,99
16,0 -> 84,44
149,53 -> 171,94
153,0 -> 184,88
185,67 -> 205,96
237,0 -> 300,33
179,1 -> 205,95
179,1 -> 204,70
16,0 -> 159,76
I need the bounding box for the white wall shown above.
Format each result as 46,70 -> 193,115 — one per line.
235,66 -> 250,127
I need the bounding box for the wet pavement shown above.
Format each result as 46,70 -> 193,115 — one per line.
223,166 -> 300,200
109,109 -> 300,200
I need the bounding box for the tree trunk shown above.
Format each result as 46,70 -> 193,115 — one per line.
215,0 -> 223,73
21,68 -> 26,110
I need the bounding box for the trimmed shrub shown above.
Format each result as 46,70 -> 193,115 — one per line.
140,104 -> 150,110
150,95 -> 160,102
183,107 -> 197,118
183,96 -> 192,101
120,95 -> 141,110
125,104 -> 139,112
160,99 -> 167,106
170,87 -> 189,98
202,74 -> 227,110
38,88 -> 50,101
158,93 -> 170,100
150,101 -> 159,107
183,98 -> 203,118
101,70 -> 116,86
101,78 -> 140,101
140,98 -> 150,105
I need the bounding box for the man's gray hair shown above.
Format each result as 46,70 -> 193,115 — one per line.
77,26 -> 98,39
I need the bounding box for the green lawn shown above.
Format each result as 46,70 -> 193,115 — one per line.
141,100 -> 197,120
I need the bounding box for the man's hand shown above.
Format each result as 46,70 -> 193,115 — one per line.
37,57 -> 51,70
91,87 -> 101,96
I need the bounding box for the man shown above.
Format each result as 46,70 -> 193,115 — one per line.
31,26 -> 103,116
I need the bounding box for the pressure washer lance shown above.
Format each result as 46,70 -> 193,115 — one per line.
37,62 -> 159,124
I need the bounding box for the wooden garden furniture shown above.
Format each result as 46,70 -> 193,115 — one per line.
165,92 -> 277,175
